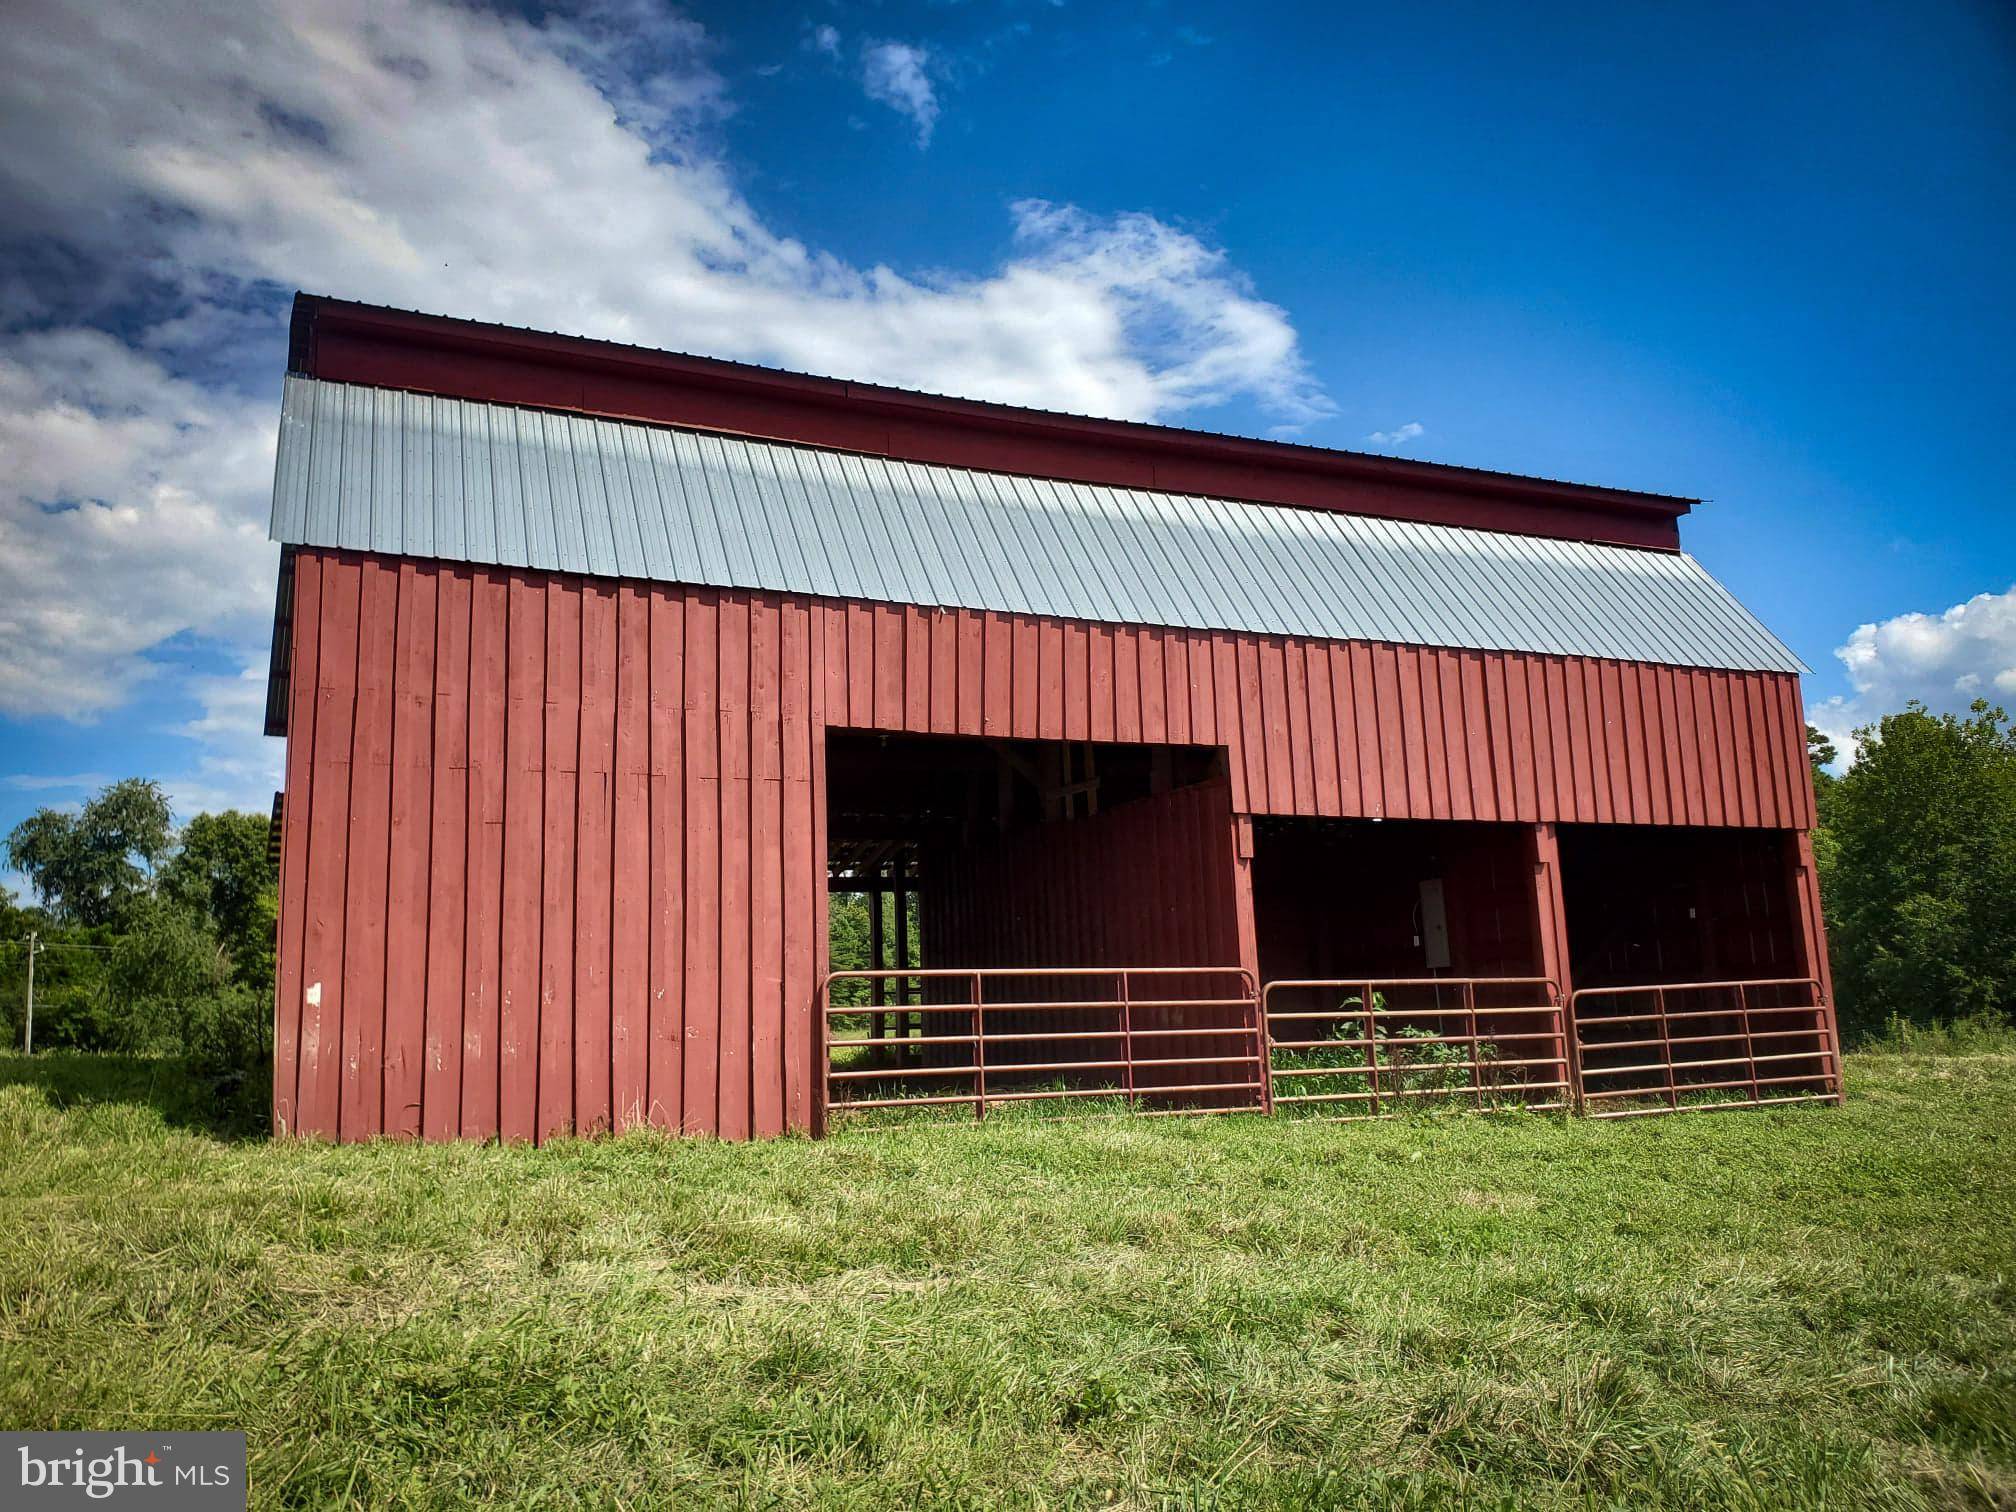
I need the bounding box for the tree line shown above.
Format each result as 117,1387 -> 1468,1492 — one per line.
1810,701 -> 2016,1041
2,779 -> 274,1127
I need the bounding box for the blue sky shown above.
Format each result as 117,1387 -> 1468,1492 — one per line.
1,0 -> 2012,894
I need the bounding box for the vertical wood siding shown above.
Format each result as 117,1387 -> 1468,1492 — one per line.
275,549 -> 1819,1140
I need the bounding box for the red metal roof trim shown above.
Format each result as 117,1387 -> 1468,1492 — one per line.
288,294 -> 1692,551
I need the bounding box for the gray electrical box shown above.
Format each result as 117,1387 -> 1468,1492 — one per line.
1419,878 -> 1451,969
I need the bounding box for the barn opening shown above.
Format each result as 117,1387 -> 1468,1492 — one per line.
822,731 -> 1265,1124
1250,817 -> 1572,1115
1557,825 -> 1836,1114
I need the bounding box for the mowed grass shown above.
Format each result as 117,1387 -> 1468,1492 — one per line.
2,1046 -> 2012,1509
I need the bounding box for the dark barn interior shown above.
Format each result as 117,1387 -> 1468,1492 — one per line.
823,732 -> 1262,1118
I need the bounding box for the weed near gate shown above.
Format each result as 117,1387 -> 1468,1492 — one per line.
1,1039 -> 2013,1508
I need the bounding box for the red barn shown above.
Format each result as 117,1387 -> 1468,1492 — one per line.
265,294 -> 1839,1141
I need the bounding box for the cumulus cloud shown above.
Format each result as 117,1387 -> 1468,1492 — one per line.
809,23 -> 840,58
0,0 -> 1329,801
0,331 -> 277,719
1365,421 -> 1425,447
1808,584 -> 2016,763
860,40 -> 939,147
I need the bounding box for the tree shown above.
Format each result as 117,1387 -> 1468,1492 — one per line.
1807,724 -> 1841,828
5,778 -> 174,927
1824,701 -> 2016,1039
161,810 -> 277,988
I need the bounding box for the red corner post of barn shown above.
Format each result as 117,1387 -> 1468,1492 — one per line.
262,293 -> 1839,1141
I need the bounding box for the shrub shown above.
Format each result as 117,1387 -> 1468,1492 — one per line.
179,983 -> 272,1133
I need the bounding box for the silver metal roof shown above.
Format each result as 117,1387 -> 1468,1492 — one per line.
268,376 -> 1805,674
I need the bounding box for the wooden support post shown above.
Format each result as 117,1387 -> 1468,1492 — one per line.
1784,829 -> 1843,1093
868,877 -> 886,1056
1523,823 -> 1577,1107
893,872 -> 910,1046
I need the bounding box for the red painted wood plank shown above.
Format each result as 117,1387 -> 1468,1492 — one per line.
1542,658 -> 1574,822
1570,658 -> 1606,824
682,592 -> 721,1134
749,596 -> 787,1139
1653,665 -> 1685,822
341,557 -> 399,1140
537,578 -> 581,1143
1524,657 -> 1556,822
981,610 -> 1010,736
573,581 -> 617,1135
781,597 -> 815,1134
383,560 -> 438,1139
1217,633 -> 1251,810
1482,654 -> 1518,823
1417,648 -> 1452,821
647,590 -> 686,1130
1039,619 -> 1067,741
1063,620 -> 1091,742
1116,625 -> 1144,745
497,574 -> 547,1142
1252,638 -> 1290,813
1395,646 -> 1432,819
611,584 -> 651,1132
1011,614 -> 1040,738
1757,674 -> 1792,827
1554,657 -> 1585,823
1502,655 -> 1539,821
1424,650 -> 1460,822
1372,644 -> 1410,818
1282,641 -> 1317,815
872,602 -> 904,731
903,605 -> 932,734
1328,643 -> 1359,818
1349,641 -> 1383,817
1152,628 -> 1182,747
1089,622 -> 1117,744
845,601 -> 873,728
717,594 -> 753,1140
1306,641 -> 1341,816
1716,672 -> 1758,828
273,551 -> 324,1136
954,611 -> 984,736
420,567 -> 470,1142
1189,632 -> 1216,748
298,553 -> 362,1141
1580,665 -> 1612,830
461,569 -> 508,1140
929,608 -> 958,735
1617,661 -> 1651,825
807,603 -> 831,1136
1691,671 -> 1725,828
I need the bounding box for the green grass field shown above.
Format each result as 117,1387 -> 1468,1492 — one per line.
3,1039 -> 2012,1509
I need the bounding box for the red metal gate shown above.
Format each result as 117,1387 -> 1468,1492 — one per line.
819,966 -> 1264,1127
1262,977 -> 1571,1118
1567,978 -> 1842,1118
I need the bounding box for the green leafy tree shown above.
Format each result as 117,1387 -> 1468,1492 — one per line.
1825,701 -> 2016,1039
1807,724 -> 1841,829
6,778 -> 174,927
107,900 -> 233,1052
161,810 -> 277,989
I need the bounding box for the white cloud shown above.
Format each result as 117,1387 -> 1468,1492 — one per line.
164,658 -> 285,817
1808,584 -> 2016,763
1366,421 -> 1425,446
860,40 -> 939,147
0,0 -> 1329,784
4,773 -> 113,792
0,331 -> 278,719
810,23 -> 840,58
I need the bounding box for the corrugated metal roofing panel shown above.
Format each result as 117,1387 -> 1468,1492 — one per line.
269,376 -> 1807,674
